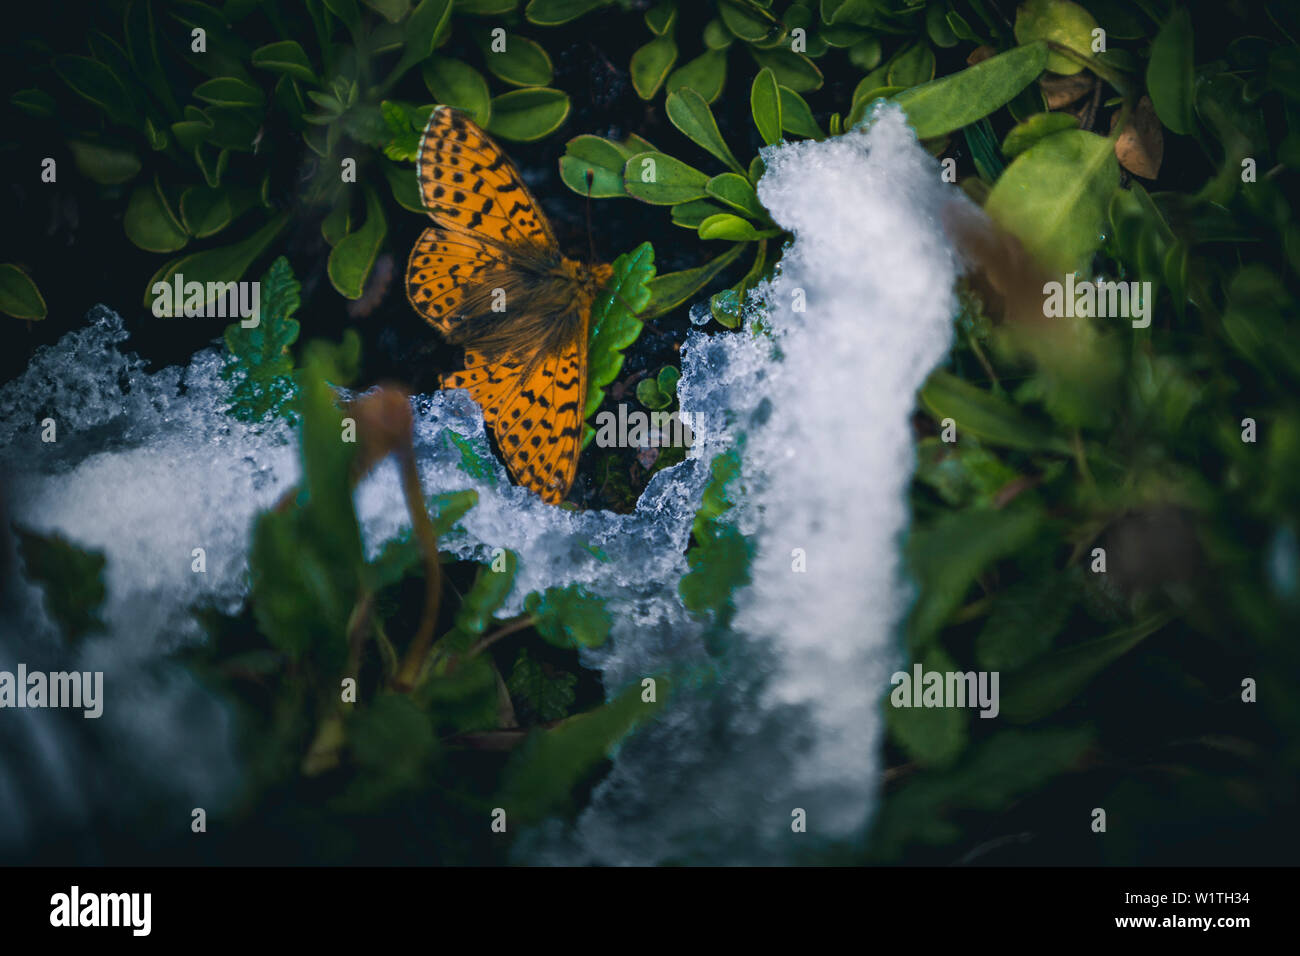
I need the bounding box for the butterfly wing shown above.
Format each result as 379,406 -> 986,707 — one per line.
444,341 -> 587,503
414,106 -> 557,252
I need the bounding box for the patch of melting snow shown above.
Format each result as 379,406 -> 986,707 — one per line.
0,104 -> 965,864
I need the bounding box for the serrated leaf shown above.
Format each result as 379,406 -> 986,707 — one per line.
583,242 -> 655,444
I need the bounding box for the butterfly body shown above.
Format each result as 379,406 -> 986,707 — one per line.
405,107 -> 611,503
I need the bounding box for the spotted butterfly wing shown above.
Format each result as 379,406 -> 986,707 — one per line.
405,107 -> 599,503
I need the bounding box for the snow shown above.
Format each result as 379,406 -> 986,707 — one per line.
0,104 -> 966,863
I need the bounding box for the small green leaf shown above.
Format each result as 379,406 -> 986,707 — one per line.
985,128 -> 1120,274
498,679 -> 664,823
222,255 -> 302,423
893,42 -> 1048,140
483,33 -> 554,88
507,648 -> 576,722
1146,7 -> 1195,135
53,54 -> 136,124
193,76 -> 265,109
636,377 -> 670,410
251,41 -> 319,85
560,135 -> 635,198
0,264 -> 47,320
645,0 -> 677,35
124,180 -> 190,253
1013,0 -> 1099,75
886,42 -> 935,88
361,0 -> 411,22
706,173 -> 767,221
630,34 -> 678,100
328,187 -> 387,299
624,151 -> 711,204
698,213 -> 775,241
487,87 -> 570,142
142,212 -> 291,308
750,47 -> 823,92
907,503 -> 1044,650
665,87 -> 744,174
778,86 -> 823,139
885,645 -> 969,768
751,67 -> 782,146
67,139 -> 142,185
643,243 -> 745,319
1000,109 -> 1078,157
11,89 -> 57,118
1000,613 -> 1175,722
718,0 -> 779,42
524,0 -> 607,26
920,371 -> 1069,452
526,585 -> 613,648
422,58 -> 491,127
665,49 -> 728,103
669,198 -> 728,228
584,243 -> 655,444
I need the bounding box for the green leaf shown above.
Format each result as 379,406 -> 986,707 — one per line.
751,67 -> 782,146
907,503 -> 1044,650
1146,7 -> 1195,135
893,42 -> 1048,140
53,54 -> 136,124
498,679 -> 664,823
705,173 -> 766,221
507,648 -> 577,722
871,728 -> 1094,860
193,76 -> 265,109
361,0 -> 411,22
222,255 -> 302,423
623,151 -> 711,204
665,87 -> 744,174
885,645 -> 969,768
698,213 -> 776,241
251,41 -> 319,85
583,243 -> 655,443
1000,109 -> 1078,157
665,49 -> 728,104
367,489 -> 480,590
630,34 -> 678,100
72,140 -> 143,184
719,0 -> 779,42
750,47 -> 823,92
886,42 -> 935,88
524,0 -> 606,26
778,86 -> 823,139
0,264 -> 48,320
13,527 -> 106,643
334,693 -> 438,811
388,0 -> 454,83
11,89 -> 57,118
560,135 -> 635,198
669,198 -> 728,228
381,159 -> 424,213
526,585 -> 613,648
920,371 -> 1069,452
422,58 -> 491,127
1000,613 -> 1175,723
681,522 -> 751,620
643,243 -> 745,319
448,555 -> 517,641
249,332 -> 364,672
985,128 -> 1120,275
483,33 -> 554,88
486,87 -> 570,142
328,187 -> 387,299
645,1 -> 677,35
1013,0 -> 1099,75
142,212 -> 290,309
124,179 -> 190,253
636,377 -> 670,410
976,573 -> 1076,671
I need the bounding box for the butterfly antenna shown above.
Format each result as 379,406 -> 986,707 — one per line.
585,168 -> 597,264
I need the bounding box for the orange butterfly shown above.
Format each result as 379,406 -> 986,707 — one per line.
405,106 -> 613,504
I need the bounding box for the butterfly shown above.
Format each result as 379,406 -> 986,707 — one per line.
405,106 -> 613,504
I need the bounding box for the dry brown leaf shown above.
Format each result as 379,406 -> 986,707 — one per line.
967,45 -> 995,66
1039,71 -> 1095,109
1111,95 -> 1164,179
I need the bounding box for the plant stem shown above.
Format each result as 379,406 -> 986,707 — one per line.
393,446 -> 443,691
